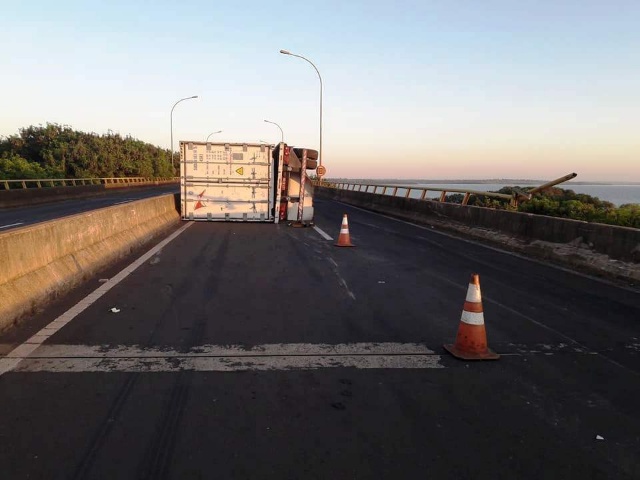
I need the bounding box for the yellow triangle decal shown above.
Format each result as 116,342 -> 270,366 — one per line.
235,167 -> 244,175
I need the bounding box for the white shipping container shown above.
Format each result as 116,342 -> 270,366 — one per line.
180,142 -> 278,222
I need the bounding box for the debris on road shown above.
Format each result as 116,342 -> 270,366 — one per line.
110,307 -> 121,313
595,435 -> 605,441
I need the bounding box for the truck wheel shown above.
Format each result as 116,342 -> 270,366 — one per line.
293,148 -> 319,161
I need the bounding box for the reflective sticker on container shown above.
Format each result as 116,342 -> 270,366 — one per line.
236,167 -> 244,175
194,190 -> 206,210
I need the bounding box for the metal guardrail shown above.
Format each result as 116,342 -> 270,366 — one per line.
0,177 -> 180,191
315,181 -> 513,205
314,174 -> 578,207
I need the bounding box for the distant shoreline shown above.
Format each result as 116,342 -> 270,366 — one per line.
327,179 -> 640,186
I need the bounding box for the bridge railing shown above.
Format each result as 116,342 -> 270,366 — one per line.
315,181 -> 513,206
0,177 -> 180,191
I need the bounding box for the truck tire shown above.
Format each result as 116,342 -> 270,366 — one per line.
293,148 -> 319,161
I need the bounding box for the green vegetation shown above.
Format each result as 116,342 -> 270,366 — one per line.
459,186 -> 639,229
0,124 -> 174,180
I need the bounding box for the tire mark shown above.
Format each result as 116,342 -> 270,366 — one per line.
71,373 -> 138,480
137,229 -> 231,479
71,229 -> 227,479
137,373 -> 192,480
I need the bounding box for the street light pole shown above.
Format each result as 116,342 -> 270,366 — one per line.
206,130 -> 222,142
263,119 -> 284,144
170,95 -> 198,171
279,49 -> 323,177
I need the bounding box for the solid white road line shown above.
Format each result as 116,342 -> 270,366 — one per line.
0,222 -> 24,229
6,343 -> 444,372
0,222 -> 193,377
10,342 -> 437,357
330,199 -> 638,292
313,225 -> 333,241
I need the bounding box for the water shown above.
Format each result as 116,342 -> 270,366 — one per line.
361,182 -> 640,206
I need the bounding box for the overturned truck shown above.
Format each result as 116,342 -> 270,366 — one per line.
180,141 -> 317,224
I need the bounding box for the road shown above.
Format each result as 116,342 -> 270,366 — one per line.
1,198 -> 639,479
0,184 -> 178,231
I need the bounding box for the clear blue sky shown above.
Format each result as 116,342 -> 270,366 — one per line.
1,0 -> 638,181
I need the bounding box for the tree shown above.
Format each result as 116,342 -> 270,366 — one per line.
0,123 -> 174,180
0,153 -> 49,180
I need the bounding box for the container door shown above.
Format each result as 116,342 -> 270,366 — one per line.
181,142 -> 274,222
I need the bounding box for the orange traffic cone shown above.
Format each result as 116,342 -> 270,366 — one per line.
335,214 -> 355,247
443,274 -> 499,360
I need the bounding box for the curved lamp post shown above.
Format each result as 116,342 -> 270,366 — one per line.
279,49 -> 323,176
170,95 -> 198,170
263,119 -> 284,144
206,130 -> 222,142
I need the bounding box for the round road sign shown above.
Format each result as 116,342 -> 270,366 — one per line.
316,165 -> 327,176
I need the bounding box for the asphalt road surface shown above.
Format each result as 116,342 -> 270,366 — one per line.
0,184 -> 178,231
1,198 -> 639,479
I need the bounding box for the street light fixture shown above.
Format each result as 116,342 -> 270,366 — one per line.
206,130 -> 222,142
170,95 -> 198,170
263,119 -> 284,144
279,49 -> 323,177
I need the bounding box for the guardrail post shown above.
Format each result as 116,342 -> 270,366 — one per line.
22,181 -> 27,189
439,191 -> 447,202
462,193 -> 471,205
392,187 -> 398,196
405,188 -> 411,198
420,189 -> 427,200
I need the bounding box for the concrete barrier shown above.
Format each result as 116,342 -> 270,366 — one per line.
0,194 -> 180,331
0,180 -> 178,208
317,187 -> 640,280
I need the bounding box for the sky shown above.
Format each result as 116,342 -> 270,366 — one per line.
1,0 -> 639,181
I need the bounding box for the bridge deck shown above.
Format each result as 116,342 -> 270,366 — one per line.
1,198 -> 639,479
